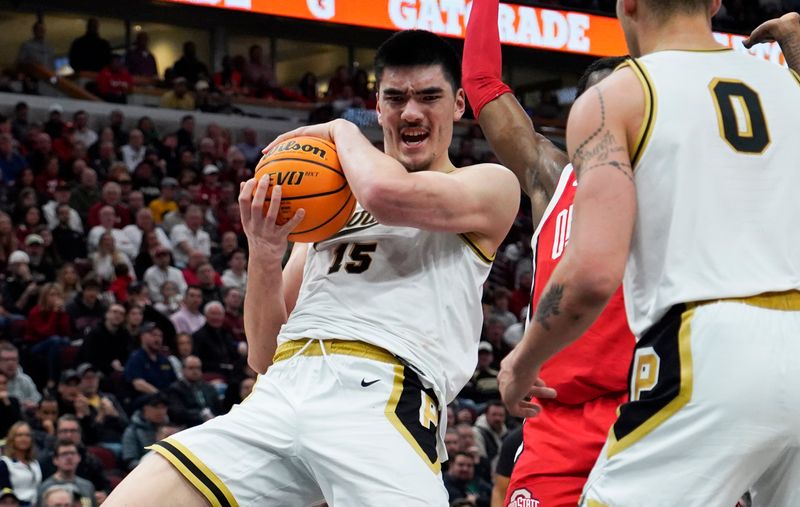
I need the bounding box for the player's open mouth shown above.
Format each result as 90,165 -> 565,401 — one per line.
401,129 -> 429,147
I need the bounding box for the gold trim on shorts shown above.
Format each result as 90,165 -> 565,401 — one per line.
273,339 -> 400,365
693,290 -> 800,311
149,438 -> 239,507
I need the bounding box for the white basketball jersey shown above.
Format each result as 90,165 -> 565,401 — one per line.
279,205 -> 493,403
623,49 -> 800,337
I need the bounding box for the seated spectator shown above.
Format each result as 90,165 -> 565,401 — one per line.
169,286 -> 205,335
0,134 -> 26,185
137,117 -> 160,150
124,323 -> 177,399
120,129 -> 145,173
38,415 -> 108,499
53,264 -> 81,304
16,21 -> 54,72
50,205 -> 87,263
76,363 -> 128,457
490,288 -> 518,329
89,141 -> 116,179
159,77 -> 195,111
25,234 -> 56,283
87,181 -> 132,229
221,249 -> 247,295
70,111 -> 97,150
123,304 -> 143,341
36,440 -> 96,507
2,251 -> 39,316
125,31 -> 157,79
0,212 -> 18,274
242,44 -> 275,98
124,209 -> 170,258
68,169 -> 100,224
191,302 -> 242,384
234,128 -> 261,167
121,392 -> 169,470
0,374 -> 20,437
460,342 -> 499,406
148,177 -> 178,224
473,401 -> 507,468
39,486 -> 71,507
87,206 -> 136,259
125,284 -> 177,352
11,102 -> 29,141
169,205 -> 210,269
29,396 -> 59,450
482,316 -> 512,368
15,206 -> 43,246
65,278 -> 106,341
195,263 -> 221,307
443,452 -> 492,507
297,71 -> 318,102
0,342 -> 40,411
24,283 -> 71,386
212,55 -> 243,96
171,41 -> 207,86
143,246 -> 186,304
222,287 -> 244,343
77,304 -> 129,377
326,65 -> 351,100
68,18 -> 110,73
167,333 -> 193,380
153,281 -> 181,317
89,233 -> 134,284
165,355 -> 220,428
0,422 -> 42,507
42,182 -> 82,234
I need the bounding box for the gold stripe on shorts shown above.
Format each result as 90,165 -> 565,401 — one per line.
273,339 -> 400,365
149,438 -> 238,507
693,290 -> 800,311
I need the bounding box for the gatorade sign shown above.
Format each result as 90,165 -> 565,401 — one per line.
166,0 -> 786,64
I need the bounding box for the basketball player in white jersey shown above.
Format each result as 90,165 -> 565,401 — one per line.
499,1 -> 800,506
104,30 -> 519,507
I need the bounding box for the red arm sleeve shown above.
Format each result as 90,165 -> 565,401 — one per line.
462,0 -> 513,119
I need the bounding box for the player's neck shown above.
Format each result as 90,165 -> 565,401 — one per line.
636,15 -> 722,56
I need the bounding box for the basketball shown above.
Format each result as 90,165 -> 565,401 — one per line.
254,136 -> 356,243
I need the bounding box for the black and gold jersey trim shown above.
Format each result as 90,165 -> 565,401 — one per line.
622,58 -> 657,169
149,439 -> 238,507
458,233 -> 495,264
790,69 -> 800,87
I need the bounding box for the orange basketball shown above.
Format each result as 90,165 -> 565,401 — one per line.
254,136 -> 355,243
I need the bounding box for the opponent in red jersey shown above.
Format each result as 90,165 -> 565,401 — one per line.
462,2 -> 633,506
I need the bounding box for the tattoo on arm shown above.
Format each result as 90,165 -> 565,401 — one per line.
571,88 -> 631,181
784,36 -> 800,74
535,284 -> 564,331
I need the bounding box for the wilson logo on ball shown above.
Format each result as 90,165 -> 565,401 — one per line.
265,140 -> 329,160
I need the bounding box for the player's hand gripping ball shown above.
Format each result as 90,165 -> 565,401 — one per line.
254,136 -> 356,243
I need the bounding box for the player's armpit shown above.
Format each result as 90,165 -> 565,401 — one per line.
477,93 -> 568,216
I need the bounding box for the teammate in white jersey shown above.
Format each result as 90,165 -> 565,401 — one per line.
498,2 -> 800,506
105,30 -> 519,507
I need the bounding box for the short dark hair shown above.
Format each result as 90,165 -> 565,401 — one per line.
54,439 -> 78,456
485,400 -> 505,412
576,56 -> 628,99
374,30 -> 461,92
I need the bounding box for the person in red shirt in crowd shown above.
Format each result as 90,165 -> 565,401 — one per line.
33,156 -> 61,199
96,54 -> 134,104
25,283 -> 72,386
463,1 -> 633,506
87,181 -> 132,228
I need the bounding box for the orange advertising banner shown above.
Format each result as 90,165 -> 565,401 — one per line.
165,0 -> 785,64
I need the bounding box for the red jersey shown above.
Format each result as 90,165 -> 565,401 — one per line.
529,164 -> 633,404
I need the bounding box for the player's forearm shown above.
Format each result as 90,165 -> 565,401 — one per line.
780,34 -> 800,73
243,253 -> 287,373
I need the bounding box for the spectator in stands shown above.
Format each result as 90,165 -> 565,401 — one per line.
171,41 -> 208,86
221,249 -> 246,295
473,401 -> 507,468
194,80 -> 228,114
0,134 -> 26,184
123,304 -> 142,338
160,77 -> 195,111
29,396 -> 58,450
43,182 -> 82,233
119,129 -> 145,173
2,250 -> 38,316
124,322 -> 176,398
143,245 -> 185,304
70,111 -> 97,150
53,264 -> 81,304
165,355 -> 220,427
76,363 -> 128,456
14,206 -> 41,245
77,304 -> 128,378
242,44 -> 275,98
39,415 -> 108,499
0,374 -> 22,434
444,452 -> 492,507
39,486 -> 70,507
121,392 -> 168,471
297,71 -> 318,102
16,21 -> 54,72
461,342 -> 499,406
221,287 -> 244,343
124,208 -> 170,256
234,127 -> 261,167
88,129 -> 114,168
68,169 -> 99,223
169,285 -> 204,335
87,181 -> 132,229
68,18 -> 111,74
95,54 -> 133,104
11,102 -> 29,141
125,31 -> 157,79
195,262 -> 221,307
65,278 -> 106,341
148,177 -> 178,224
37,440 -> 96,507
0,342 -> 40,410
0,421 -> 42,507
50,205 -> 86,263
213,55 -> 243,96
108,110 -> 128,147
192,301 -> 242,384
169,205 -> 210,269
24,233 -> 55,284
136,117 -> 160,151
133,230 -> 159,280
0,213 -> 19,274
153,281 -> 181,317
25,132 -> 53,174
87,206 -> 136,259
89,232 -> 133,284
25,283 -> 70,385
326,65 -> 351,100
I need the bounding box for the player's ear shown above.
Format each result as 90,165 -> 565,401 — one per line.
453,88 -> 466,122
376,94 -> 384,126
708,0 -> 722,18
